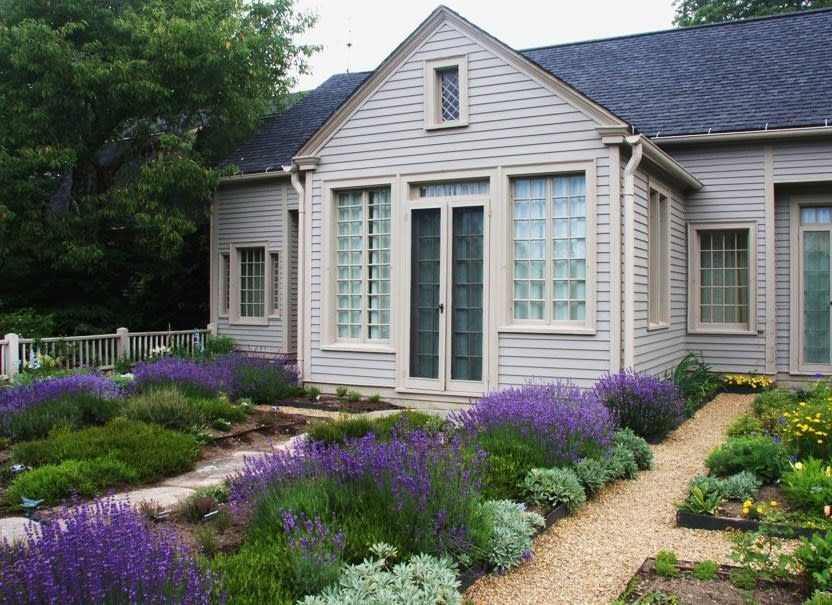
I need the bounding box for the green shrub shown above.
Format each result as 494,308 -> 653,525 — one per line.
299,545 -> 461,605
604,444 -> 639,481
477,429 -> 551,501
654,551 -> 678,577
12,418 -> 199,482
726,413 -> 766,437
781,396 -> 832,460
306,411 -> 440,446
678,485 -> 723,515
804,591 -> 832,605
478,500 -> 544,573
692,559 -> 720,580
305,386 -> 321,399
178,491 -> 220,523
346,390 -> 361,402
204,335 -> 235,358
753,389 -> 798,433
4,392 -> 121,442
521,467 -> 586,513
122,385 -> 245,432
782,458 -> 832,514
335,386 -> 349,398
704,435 -> 786,482
573,457 -> 612,495
3,457 -> 137,507
612,427 -> 653,471
796,532 -> 832,592
367,394 -> 381,404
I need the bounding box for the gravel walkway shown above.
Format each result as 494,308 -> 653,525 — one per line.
465,392 -> 754,605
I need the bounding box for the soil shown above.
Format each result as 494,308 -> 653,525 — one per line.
620,558 -> 807,605
718,484 -> 798,518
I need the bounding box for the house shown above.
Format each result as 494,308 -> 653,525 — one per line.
211,6 -> 832,405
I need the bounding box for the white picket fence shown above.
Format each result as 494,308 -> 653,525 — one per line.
0,325 -> 216,380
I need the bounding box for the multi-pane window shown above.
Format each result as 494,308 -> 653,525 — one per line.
239,247 -> 265,318
219,253 -> 230,315
512,174 -> 588,323
335,188 -> 391,341
696,228 -> 750,327
438,67 -> 460,122
271,252 -> 281,316
648,189 -> 670,326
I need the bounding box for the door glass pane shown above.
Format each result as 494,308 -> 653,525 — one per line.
410,209 -> 441,379
451,207 -> 483,382
804,230 -> 831,364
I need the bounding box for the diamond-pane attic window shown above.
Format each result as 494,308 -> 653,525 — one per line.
438,67 -> 460,121
424,56 -> 468,129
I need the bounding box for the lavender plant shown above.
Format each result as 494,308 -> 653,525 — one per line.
595,369 -> 684,438
281,510 -> 346,594
0,498 -> 222,604
0,374 -> 122,440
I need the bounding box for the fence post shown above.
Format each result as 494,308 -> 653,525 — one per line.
207,323 -> 217,336
116,327 -> 129,362
5,333 -> 19,378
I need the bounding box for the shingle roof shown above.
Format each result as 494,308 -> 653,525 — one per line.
223,71 -> 370,174
521,9 -> 832,137
226,8 -> 832,174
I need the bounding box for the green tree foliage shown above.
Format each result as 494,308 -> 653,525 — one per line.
674,0 -> 832,26
0,0 -> 316,334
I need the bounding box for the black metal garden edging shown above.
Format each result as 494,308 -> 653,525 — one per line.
675,509 -> 825,539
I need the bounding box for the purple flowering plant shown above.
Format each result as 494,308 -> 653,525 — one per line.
0,498 -> 223,605
0,374 -> 122,440
231,426 -> 487,559
281,510 -> 346,594
595,368 -> 684,439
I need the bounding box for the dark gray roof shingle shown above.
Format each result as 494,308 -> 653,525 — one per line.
521,9 -> 832,137
223,71 -> 370,174
226,9 -> 832,173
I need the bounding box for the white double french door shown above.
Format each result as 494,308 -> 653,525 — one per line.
403,200 -> 487,392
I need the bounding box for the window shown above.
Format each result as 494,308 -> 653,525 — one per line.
238,247 -> 265,319
335,188 -> 391,341
511,173 -> 591,326
219,253 -> 230,316
424,57 -> 468,129
648,188 -> 670,327
689,223 -> 756,332
271,252 -> 281,316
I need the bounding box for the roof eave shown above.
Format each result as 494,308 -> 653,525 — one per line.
652,125 -> 832,145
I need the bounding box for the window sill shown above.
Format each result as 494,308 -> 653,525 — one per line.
687,327 -> 756,336
497,325 -> 596,336
229,318 -> 269,327
647,322 -> 670,332
424,120 -> 468,131
320,343 -> 395,354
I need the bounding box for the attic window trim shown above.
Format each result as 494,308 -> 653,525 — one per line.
424,56 -> 469,130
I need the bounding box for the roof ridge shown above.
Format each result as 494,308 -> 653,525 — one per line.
520,7 -> 832,53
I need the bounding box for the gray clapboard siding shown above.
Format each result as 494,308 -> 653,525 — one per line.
668,144 -> 768,373
306,22 -> 613,390
215,180 -> 288,353
632,170 -> 688,376
774,191 -> 791,372
773,141 -> 832,182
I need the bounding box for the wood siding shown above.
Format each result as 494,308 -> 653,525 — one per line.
307,22 -> 614,390
632,171 -> 688,376
215,179 -> 289,353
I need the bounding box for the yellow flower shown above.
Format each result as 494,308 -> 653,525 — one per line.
770,501 -> 778,507
795,462 -> 805,470
756,506 -> 764,514
743,499 -> 753,507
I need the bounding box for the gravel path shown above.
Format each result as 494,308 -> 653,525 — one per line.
464,392 -> 754,605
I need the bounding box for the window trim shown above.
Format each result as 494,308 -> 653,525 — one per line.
218,252 -> 230,318
228,241 -> 271,326
269,251 -> 281,319
687,221 -> 757,335
498,161 -> 597,335
424,56 -> 469,130
322,177 -> 396,351
648,183 -> 671,330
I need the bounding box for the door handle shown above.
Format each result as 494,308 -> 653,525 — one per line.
438,303 -> 444,313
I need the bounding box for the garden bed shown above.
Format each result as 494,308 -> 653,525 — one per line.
676,509 -> 823,540
617,557 -> 805,604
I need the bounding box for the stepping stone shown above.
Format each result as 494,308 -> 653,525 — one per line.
111,486 -> 196,510
0,517 -> 37,545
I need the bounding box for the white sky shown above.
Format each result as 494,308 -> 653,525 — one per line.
292,0 -> 678,90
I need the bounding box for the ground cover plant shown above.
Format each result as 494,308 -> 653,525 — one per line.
121,384 -> 246,431
0,498 -> 221,604
664,352 -> 721,417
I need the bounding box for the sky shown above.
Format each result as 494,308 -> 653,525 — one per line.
292,0 -> 678,90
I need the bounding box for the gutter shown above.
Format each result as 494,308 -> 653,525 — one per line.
284,164 -> 306,377
653,125 -> 832,145
218,170 -> 289,184
622,135 -> 643,370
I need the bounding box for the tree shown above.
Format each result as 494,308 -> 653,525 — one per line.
673,0 -> 832,26
0,0 -> 316,335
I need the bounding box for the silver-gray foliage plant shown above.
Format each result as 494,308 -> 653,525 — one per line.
297,542 -> 460,605
480,499 -> 545,573
522,467 -> 587,513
